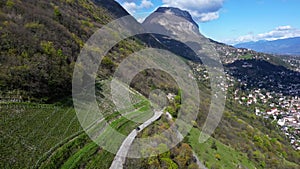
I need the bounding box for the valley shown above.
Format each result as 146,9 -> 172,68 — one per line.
0,0 -> 300,169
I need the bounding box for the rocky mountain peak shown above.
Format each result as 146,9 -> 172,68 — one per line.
143,6 -> 202,38
155,7 -> 199,28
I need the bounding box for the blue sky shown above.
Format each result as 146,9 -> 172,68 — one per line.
115,0 -> 300,44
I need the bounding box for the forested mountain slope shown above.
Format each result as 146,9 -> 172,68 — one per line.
1,1 -> 299,169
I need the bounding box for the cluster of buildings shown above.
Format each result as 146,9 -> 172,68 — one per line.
234,88 -> 300,150
188,61 -> 300,150
282,56 -> 300,72
212,41 -> 269,64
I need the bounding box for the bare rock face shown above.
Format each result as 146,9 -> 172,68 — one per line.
154,7 -> 199,28
143,7 -> 203,38
142,7 -> 213,62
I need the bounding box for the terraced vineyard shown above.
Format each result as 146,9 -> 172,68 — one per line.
0,80 -> 154,169
0,103 -> 81,168
36,80 -> 154,169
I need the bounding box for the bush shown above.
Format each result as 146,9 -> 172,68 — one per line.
211,141 -> 218,150
53,6 -> 61,17
24,22 -> 44,29
101,56 -> 115,70
6,0 -> 14,8
215,153 -> 221,161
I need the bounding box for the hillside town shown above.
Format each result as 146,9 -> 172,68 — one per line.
191,61 -> 300,151
234,88 -> 300,151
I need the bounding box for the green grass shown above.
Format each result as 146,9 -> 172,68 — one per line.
239,54 -> 253,60
49,113 -> 145,168
160,158 -> 179,169
0,103 -> 81,168
123,104 -> 153,123
38,133 -> 91,168
1,79 -> 165,169
104,111 -> 121,122
84,150 -> 115,169
61,142 -> 98,169
188,128 -> 256,169
38,86 -> 153,168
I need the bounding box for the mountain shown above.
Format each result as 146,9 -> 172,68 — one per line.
143,7 -> 294,69
142,7 -> 206,62
1,1 -> 300,169
0,0 -> 131,101
154,7 -> 199,28
235,37 -> 300,56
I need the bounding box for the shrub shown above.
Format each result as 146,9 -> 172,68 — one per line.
24,22 -> 44,29
211,140 -> 218,150
40,41 -> 55,55
6,0 -> 14,8
215,153 -> 221,161
54,6 -> 62,17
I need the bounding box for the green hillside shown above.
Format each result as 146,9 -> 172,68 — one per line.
0,0 -> 127,101
0,0 -> 299,169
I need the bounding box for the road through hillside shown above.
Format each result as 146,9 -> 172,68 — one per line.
109,110 -> 163,169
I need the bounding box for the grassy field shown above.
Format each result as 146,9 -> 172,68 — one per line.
188,128 -> 256,169
239,54 -> 253,60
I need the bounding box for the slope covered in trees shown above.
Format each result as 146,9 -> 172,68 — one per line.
1,1 -> 299,169
0,0 -> 128,101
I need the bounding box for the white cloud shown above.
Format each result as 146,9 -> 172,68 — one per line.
122,0 -> 154,15
120,0 -> 224,22
123,2 -> 138,14
197,12 -> 219,22
162,0 -> 224,22
137,17 -> 146,23
228,25 -> 300,44
275,25 -> 292,31
140,0 -> 153,8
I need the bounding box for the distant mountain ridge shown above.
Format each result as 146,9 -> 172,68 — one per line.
235,37 -> 300,56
